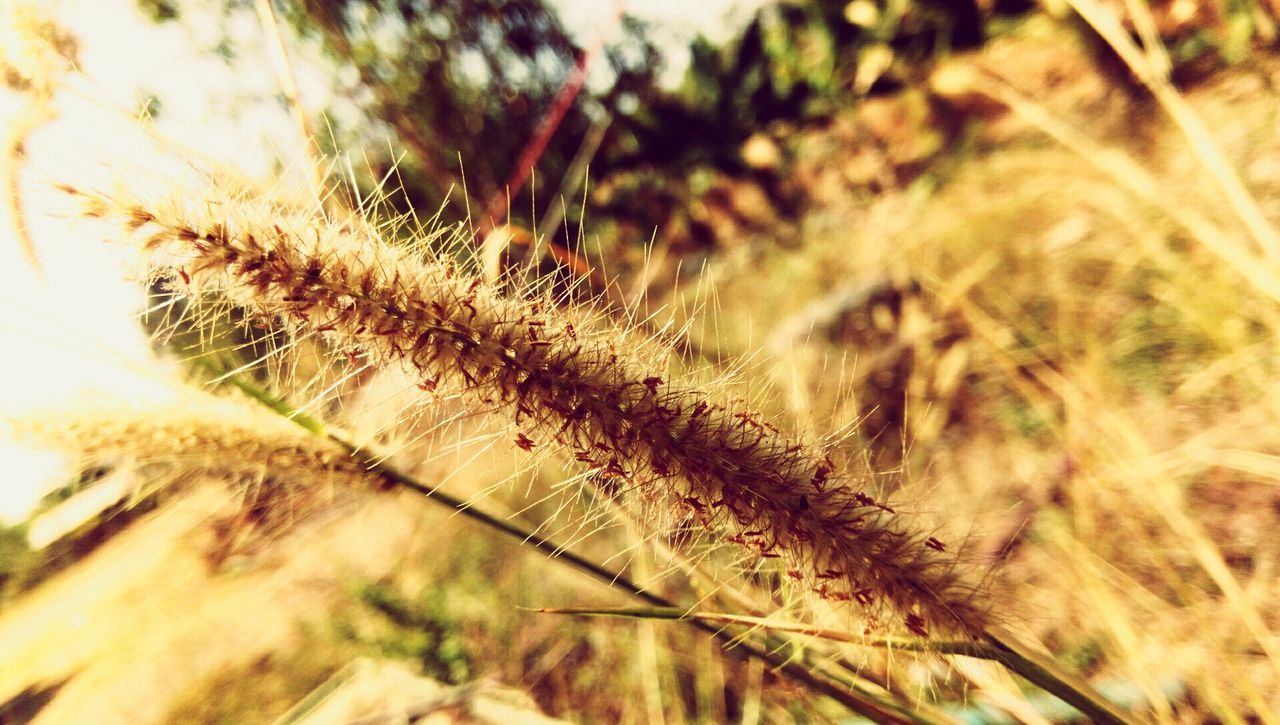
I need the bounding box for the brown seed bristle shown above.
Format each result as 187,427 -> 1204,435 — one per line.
73,181 -> 991,635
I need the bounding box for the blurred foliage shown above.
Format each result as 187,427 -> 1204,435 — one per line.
0,6 -> 80,93
163,645 -> 348,724
0,475 -> 164,610
277,0 -> 662,229
137,0 -> 181,23
165,578 -> 478,724
0,525 -> 37,605
351,581 -> 473,685
142,0 -> 1044,256
557,0 -> 1029,254
135,0 -> 1280,261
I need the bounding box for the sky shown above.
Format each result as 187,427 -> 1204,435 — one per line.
0,0 -> 763,524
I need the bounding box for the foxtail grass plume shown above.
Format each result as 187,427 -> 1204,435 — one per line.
10,392 -> 373,487
7,390 -> 383,556
65,179 -> 989,636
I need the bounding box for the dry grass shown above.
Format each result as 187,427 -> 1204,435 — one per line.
720,32 -> 1280,718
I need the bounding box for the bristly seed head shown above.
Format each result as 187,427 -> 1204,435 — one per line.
67,180 -> 991,636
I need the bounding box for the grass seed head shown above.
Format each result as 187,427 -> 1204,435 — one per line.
67,179 -> 991,636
